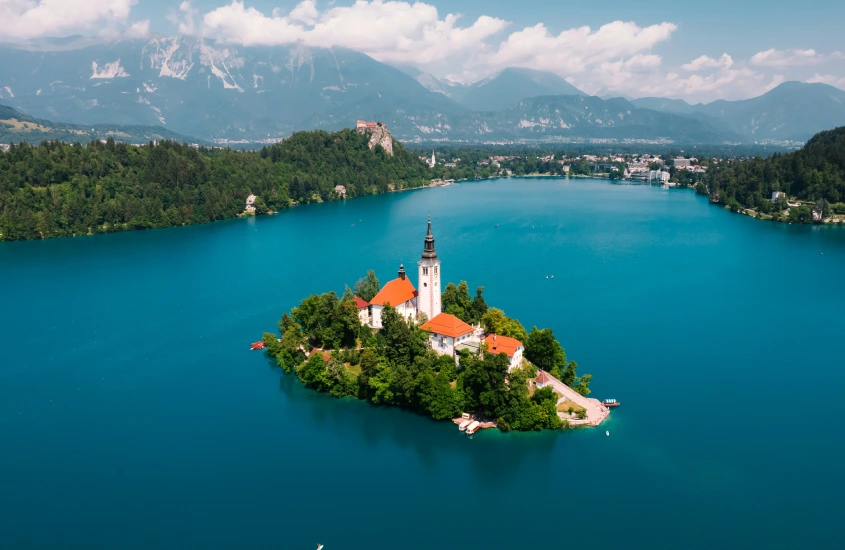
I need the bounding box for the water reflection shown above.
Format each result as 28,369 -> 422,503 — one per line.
273,362 -> 560,480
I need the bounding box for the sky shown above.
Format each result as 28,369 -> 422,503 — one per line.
1,0 -> 844,102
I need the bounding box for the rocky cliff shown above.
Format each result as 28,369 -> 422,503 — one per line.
357,124 -> 394,155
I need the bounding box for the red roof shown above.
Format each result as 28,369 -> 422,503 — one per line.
536,371 -> 551,384
355,296 -> 369,309
308,349 -> 331,362
420,313 -> 474,338
484,334 -> 523,357
370,277 -> 417,307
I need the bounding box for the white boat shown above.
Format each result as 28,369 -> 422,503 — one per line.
606,430 -> 610,436
458,419 -> 472,431
465,421 -> 480,435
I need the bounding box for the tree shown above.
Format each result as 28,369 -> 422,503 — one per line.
470,286 -> 489,324
354,270 -> 380,302
480,308 -> 528,342
561,360 -> 578,387
574,373 -> 592,396
525,327 -> 566,379
442,281 -> 473,321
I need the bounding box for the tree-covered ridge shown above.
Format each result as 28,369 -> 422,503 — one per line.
262,274 -> 592,432
0,128 -> 430,241
701,126 -> 845,222
0,104 -> 203,145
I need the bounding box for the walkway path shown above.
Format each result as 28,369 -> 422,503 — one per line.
538,369 -> 610,427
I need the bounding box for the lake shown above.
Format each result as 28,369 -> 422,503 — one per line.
1,177 -> 843,549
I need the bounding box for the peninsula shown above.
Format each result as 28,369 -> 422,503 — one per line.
262,218 -> 609,432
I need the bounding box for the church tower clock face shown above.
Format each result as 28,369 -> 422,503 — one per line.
418,216 -> 441,321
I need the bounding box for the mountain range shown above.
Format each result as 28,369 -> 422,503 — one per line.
1,35 -> 844,145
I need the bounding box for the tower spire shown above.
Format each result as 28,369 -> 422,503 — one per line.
422,215 -> 437,259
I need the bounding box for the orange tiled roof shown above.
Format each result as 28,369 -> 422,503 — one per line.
420,313 -> 474,338
370,277 -> 417,307
484,334 -> 523,357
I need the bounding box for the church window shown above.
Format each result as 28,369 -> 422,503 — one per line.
424,283 -> 427,287
423,267 -> 428,275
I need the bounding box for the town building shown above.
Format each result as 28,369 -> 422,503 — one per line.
483,334 -> 524,371
356,120 -> 379,129
245,194 -> 256,212
673,158 -> 692,169
772,191 -> 786,201
420,312 -> 475,358
334,185 -> 347,197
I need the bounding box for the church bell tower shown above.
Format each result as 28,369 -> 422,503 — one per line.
417,216 -> 441,321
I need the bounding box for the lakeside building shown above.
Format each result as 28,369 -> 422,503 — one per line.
673,158 -> 692,169
369,265 -> 419,328
772,191 -> 786,201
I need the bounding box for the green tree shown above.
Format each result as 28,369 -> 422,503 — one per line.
525,327 -> 566,379
354,270 -> 380,302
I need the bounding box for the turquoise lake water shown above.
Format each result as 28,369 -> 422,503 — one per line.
1,177 -> 844,549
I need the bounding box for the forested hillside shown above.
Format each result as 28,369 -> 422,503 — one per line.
702,126 -> 845,220
0,129 -> 430,241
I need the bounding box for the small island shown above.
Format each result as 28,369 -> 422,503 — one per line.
262,218 -> 611,432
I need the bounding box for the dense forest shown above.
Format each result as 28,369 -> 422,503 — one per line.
0,128 -> 430,241
701,126 -> 845,222
262,273 -> 592,432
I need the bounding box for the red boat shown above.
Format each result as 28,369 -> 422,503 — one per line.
250,341 -> 266,351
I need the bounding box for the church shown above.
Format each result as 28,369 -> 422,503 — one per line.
364,217 -> 524,370
369,216 -> 441,328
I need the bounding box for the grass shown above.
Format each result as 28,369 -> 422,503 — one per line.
343,363 -> 361,377
1,118 -> 52,132
556,401 -> 586,415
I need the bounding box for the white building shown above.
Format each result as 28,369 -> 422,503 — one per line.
772,191 -> 786,201
428,151 -> 435,167
356,296 -> 370,324
673,158 -> 692,169
369,265 -> 418,328
245,194 -> 256,212
417,216 -> 441,322
420,313 -> 475,358
484,334 -> 524,371
648,170 -> 671,183
535,371 -> 551,389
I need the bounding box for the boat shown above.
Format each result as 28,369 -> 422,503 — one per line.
250,341 -> 265,351
602,399 -> 620,408
606,430 -> 610,436
458,419 -> 472,431
465,421 -> 480,435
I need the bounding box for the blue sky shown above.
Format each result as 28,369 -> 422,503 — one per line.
2,0 -> 844,101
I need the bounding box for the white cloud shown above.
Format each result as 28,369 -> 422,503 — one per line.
0,0 -> 140,40
198,1 -> 508,67
124,19 -> 150,38
750,48 -> 825,67
681,53 -> 733,71
168,0 -> 199,35
806,73 -> 845,90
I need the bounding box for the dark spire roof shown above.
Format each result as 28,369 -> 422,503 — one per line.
398,263 -> 406,280
421,215 -> 437,260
